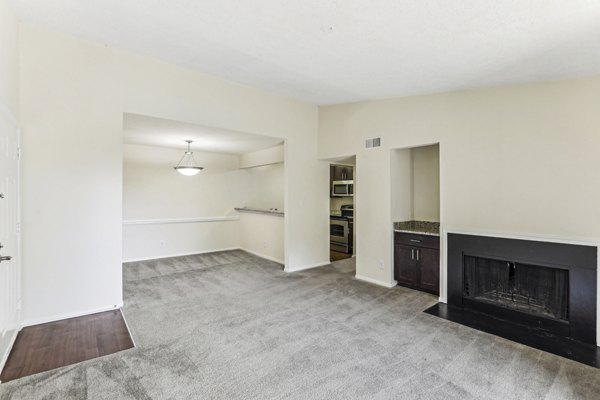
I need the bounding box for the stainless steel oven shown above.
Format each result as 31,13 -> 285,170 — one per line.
330,216 -> 350,253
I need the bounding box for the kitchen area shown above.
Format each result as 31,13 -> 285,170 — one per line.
330,158 -> 355,262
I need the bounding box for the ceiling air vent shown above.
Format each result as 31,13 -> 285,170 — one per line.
365,137 -> 381,149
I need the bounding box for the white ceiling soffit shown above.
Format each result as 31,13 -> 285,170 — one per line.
122,113 -> 283,155
11,0 -> 600,105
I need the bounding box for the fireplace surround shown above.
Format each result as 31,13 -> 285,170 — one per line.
425,233 -> 599,367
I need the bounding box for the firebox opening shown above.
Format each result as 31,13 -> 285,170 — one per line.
463,255 -> 569,322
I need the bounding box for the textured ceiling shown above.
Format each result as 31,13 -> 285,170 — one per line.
123,113 -> 283,154
11,0 -> 600,104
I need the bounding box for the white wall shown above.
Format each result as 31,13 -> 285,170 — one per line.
390,144 -> 440,223
239,213 -> 284,263
122,143 -> 285,262
123,222 -> 240,262
240,144 -> 283,168
412,144 -> 440,222
319,76 -> 600,342
237,161 -> 284,261
19,24 -> 327,325
0,0 -> 18,118
122,144 -> 243,261
241,163 -> 284,211
390,149 -> 412,223
321,77 -> 600,282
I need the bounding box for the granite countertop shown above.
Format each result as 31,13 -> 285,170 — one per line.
234,207 -> 284,217
393,220 -> 440,236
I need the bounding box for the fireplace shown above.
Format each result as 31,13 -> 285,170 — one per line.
425,233 -> 599,367
463,255 -> 570,322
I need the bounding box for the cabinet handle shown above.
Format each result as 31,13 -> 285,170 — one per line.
410,239 -> 421,243
416,250 -> 420,261
411,249 -> 414,260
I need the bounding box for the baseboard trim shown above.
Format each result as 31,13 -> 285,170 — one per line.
285,261 -> 330,273
0,328 -> 20,383
355,274 -> 398,288
123,247 -> 240,263
20,303 -> 124,328
239,248 -> 284,264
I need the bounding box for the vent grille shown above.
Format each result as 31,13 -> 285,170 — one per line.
365,137 -> 381,149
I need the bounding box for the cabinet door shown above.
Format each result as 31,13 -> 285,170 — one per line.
417,247 -> 440,295
395,245 -> 418,286
345,167 -> 353,180
331,165 -> 341,181
331,165 -> 354,181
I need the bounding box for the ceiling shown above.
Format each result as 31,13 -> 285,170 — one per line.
11,1 -> 600,105
123,113 -> 283,154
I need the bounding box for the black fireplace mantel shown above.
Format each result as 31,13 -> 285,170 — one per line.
446,233 -> 597,344
424,233 -> 599,367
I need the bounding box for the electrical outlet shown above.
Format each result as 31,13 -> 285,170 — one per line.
160,240 -> 166,247
378,259 -> 384,269
262,241 -> 267,249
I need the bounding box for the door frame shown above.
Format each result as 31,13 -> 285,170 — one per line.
0,102 -> 22,377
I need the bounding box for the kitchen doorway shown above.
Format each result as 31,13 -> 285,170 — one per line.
329,156 -> 356,263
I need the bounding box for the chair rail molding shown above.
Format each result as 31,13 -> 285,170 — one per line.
123,216 -> 240,225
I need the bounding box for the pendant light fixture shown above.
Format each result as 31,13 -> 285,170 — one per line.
173,140 -> 204,176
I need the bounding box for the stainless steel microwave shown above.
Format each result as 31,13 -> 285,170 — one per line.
332,180 -> 354,197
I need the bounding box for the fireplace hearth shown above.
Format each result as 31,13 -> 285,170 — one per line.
425,233 -> 599,367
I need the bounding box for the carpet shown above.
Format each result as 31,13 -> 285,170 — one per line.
1,250 -> 599,399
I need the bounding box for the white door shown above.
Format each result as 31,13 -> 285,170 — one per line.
0,108 -> 20,371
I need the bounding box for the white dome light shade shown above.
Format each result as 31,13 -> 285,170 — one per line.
174,166 -> 203,176
174,140 -> 204,176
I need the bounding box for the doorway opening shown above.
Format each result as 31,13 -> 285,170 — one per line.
121,112 -> 286,266
328,156 -> 356,263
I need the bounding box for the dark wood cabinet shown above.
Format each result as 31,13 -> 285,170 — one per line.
330,165 -> 353,181
394,232 -> 439,295
416,247 -> 440,294
394,245 -> 418,285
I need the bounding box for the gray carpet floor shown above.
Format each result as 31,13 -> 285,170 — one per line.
1,250 -> 599,399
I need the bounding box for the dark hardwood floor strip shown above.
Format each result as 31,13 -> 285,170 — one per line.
330,250 -> 352,262
0,310 -> 134,383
